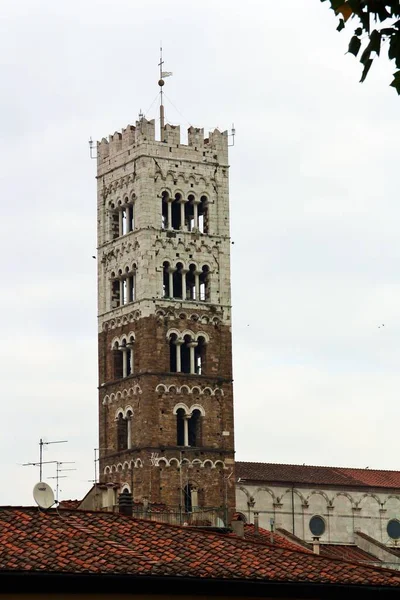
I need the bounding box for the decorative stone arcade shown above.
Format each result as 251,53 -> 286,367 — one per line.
97,115 -> 235,517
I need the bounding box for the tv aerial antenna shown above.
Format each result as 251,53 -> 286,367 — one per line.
48,461 -> 76,502
22,438 -> 68,481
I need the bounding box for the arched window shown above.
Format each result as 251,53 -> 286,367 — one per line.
176,408 -> 185,446
173,262 -> 184,299
186,194 -> 195,231
176,406 -> 204,447
188,409 -> 202,446
195,336 -> 207,375
113,342 -> 123,379
181,335 -> 192,374
163,261 -> 171,298
198,195 -> 208,233
169,333 -> 179,372
161,191 -> 169,229
127,336 -> 135,375
199,266 -> 209,302
117,413 -> 128,451
186,264 -> 196,300
172,193 -> 182,230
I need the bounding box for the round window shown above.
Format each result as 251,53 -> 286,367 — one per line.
309,515 -> 326,537
387,519 -> 400,540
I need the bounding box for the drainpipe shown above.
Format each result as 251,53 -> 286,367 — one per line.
291,484 -> 295,535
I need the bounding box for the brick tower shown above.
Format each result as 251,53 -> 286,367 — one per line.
97,97 -> 235,520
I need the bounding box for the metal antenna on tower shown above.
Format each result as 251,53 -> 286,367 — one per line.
158,46 -> 173,140
48,461 -> 76,502
22,438 -> 68,481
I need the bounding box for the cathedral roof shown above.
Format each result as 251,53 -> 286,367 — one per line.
0,506 -> 399,591
236,462 -> 400,489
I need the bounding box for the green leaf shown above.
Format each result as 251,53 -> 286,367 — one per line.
348,35 -> 362,55
389,70 -> 400,94
360,58 -> 373,82
337,18 -> 345,31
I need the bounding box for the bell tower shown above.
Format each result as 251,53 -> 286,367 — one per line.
97,78 -> 235,518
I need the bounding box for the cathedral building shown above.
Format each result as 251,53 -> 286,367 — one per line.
95,111 -> 235,518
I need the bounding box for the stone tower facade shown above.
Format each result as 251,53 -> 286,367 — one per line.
97,116 -> 235,516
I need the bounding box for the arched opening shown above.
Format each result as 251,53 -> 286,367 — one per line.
186,264 -> 196,300
176,408 -> 185,446
172,193 -> 181,230
127,336 -> 135,375
188,409 -> 202,447
186,194 -> 195,231
199,266 -> 209,301
113,342 -> 123,379
111,277 -> 121,308
161,191 -> 169,229
181,335 -> 191,374
169,333 -> 178,372
195,337 -> 206,375
163,261 -> 171,298
117,413 -> 128,451
110,208 -> 119,239
198,195 -> 208,233
184,483 -> 193,513
173,262 -> 183,299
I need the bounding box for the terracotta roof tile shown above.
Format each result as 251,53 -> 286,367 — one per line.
236,462 -> 400,488
0,507 -> 399,588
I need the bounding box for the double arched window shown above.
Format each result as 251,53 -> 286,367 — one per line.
112,335 -> 135,379
116,408 -> 133,451
163,262 -> 210,301
168,331 -> 208,374
109,195 -> 135,239
161,191 -> 208,233
111,264 -> 137,308
174,404 -> 205,447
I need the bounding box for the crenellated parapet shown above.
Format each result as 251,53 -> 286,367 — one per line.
97,119 -> 228,165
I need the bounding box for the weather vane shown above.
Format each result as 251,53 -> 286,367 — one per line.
158,46 -> 173,139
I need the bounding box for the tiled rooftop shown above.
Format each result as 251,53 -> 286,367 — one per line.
236,462 -> 400,489
0,507 -> 400,588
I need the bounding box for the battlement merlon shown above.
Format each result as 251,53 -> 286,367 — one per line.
96,119 -> 229,167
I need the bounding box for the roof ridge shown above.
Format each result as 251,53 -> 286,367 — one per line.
236,461 -> 400,474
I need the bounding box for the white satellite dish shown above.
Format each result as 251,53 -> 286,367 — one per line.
33,482 -> 55,509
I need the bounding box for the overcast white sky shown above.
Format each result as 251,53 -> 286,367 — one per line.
1,0 -> 399,506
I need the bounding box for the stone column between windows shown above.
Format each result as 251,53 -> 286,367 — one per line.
188,341 -> 198,374
127,416 -> 132,449
168,267 -> 175,298
119,279 -> 124,305
122,348 -> 128,378
183,415 -> 190,447
128,342 -> 134,373
179,200 -> 186,230
167,199 -> 173,230
181,269 -> 188,300
193,199 -> 200,230
126,276 -> 131,303
119,210 -> 124,236
126,206 -> 131,233
174,339 -> 183,373
194,272 -> 201,301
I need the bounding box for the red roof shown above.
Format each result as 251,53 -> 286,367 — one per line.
244,525 -> 381,565
0,507 -> 399,588
236,462 -> 400,489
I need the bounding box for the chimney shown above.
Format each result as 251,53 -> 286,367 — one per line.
312,536 -> 320,555
118,490 -> 133,517
254,511 -> 259,535
106,484 -> 115,512
231,520 -> 244,538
